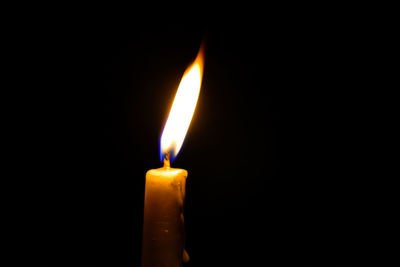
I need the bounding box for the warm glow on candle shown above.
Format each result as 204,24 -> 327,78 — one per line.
160,45 -> 205,162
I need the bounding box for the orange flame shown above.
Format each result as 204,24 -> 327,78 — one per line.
160,44 -> 205,161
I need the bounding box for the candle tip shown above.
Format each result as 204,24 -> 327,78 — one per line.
163,153 -> 171,168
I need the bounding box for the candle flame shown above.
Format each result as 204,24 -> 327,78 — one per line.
160,44 -> 205,163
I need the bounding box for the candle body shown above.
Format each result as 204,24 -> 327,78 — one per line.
141,167 -> 188,267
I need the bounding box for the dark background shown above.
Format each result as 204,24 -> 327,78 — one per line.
19,17 -> 359,266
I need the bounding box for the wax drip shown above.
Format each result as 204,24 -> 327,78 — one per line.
178,173 -> 189,263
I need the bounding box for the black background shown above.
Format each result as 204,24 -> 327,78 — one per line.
19,15 -> 359,267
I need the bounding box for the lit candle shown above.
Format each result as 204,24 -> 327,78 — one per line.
141,44 -> 204,267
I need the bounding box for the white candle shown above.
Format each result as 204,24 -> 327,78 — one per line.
141,155 -> 189,266
141,43 -> 205,267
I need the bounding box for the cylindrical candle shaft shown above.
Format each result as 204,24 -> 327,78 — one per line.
141,165 -> 189,267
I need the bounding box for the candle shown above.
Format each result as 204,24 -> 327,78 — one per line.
141,44 -> 204,267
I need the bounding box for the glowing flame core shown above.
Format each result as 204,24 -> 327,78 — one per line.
160,46 -> 204,162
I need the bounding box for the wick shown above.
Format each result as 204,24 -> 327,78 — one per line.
163,153 -> 171,168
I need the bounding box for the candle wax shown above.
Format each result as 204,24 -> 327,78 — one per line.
141,166 -> 189,267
